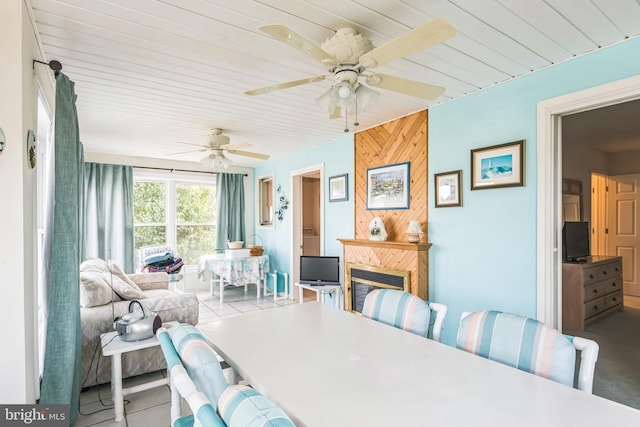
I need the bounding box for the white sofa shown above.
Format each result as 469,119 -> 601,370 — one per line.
79,258 -> 199,388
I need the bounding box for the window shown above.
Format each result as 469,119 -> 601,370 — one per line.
134,174 -> 217,265
258,173 -> 274,228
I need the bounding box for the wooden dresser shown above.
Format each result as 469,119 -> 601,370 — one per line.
562,255 -> 623,330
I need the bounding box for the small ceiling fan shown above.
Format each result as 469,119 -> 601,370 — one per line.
245,19 -> 455,123
170,128 -> 269,169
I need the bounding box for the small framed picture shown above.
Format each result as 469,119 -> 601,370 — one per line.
329,173 -> 348,202
435,170 -> 462,207
471,140 -> 525,190
366,162 -> 410,210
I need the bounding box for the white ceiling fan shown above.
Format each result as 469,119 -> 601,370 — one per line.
170,128 -> 269,169
246,19 -> 456,126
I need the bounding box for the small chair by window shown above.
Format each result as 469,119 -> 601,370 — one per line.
264,270 -> 289,301
456,310 -> 599,393
361,289 -> 448,342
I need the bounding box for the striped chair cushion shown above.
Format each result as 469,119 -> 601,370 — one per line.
361,289 -> 431,337
456,310 -> 576,387
218,385 -> 296,427
171,324 -> 228,408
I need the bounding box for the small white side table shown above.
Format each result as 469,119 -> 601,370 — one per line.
100,321 -> 178,421
295,282 -> 342,308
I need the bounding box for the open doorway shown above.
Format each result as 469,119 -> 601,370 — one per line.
290,164 -> 324,301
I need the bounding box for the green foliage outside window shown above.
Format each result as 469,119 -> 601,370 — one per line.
134,180 -> 217,266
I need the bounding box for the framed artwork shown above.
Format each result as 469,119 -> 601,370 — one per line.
366,162 -> 410,210
471,140 -> 524,190
435,170 -> 462,207
329,173 -> 348,202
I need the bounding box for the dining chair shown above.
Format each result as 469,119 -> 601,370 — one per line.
361,289 -> 447,342
158,324 -> 297,427
157,326 -> 226,427
456,310 -> 599,393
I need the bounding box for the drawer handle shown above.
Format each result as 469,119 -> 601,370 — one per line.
593,305 -> 598,310
612,282 -> 617,288
603,271 -> 608,275
592,289 -> 598,294
589,274 -> 595,279
612,297 -> 617,302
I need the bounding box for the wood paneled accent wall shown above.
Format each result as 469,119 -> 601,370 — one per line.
354,110 -> 428,241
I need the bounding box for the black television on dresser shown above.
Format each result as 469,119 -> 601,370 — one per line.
562,221 -> 590,262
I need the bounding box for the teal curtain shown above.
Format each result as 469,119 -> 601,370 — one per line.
215,173 -> 246,250
83,162 -> 134,273
40,73 -> 83,425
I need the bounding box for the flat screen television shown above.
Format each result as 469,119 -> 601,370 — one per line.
562,221 -> 590,262
299,256 -> 340,286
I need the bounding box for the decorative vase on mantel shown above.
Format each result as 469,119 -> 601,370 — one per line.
369,216 -> 388,241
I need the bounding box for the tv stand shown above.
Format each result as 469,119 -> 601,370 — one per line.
562,255 -> 623,330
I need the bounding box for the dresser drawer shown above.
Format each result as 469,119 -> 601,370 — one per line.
582,261 -> 622,286
604,291 -> 623,309
584,296 -> 606,318
583,276 -> 623,302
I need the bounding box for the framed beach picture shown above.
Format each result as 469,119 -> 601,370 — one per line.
435,170 -> 462,207
366,162 -> 410,210
329,173 -> 348,202
471,140 -> 524,190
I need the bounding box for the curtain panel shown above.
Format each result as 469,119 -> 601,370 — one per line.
83,162 -> 134,273
39,73 -> 83,425
215,173 -> 246,250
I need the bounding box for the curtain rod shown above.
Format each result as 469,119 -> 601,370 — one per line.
133,165 -> 248,177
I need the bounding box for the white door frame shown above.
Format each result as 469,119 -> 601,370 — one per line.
537,75 -> 640,328
290,163 -> 325,300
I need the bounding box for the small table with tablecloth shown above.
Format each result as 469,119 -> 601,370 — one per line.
197,253 -> 270,303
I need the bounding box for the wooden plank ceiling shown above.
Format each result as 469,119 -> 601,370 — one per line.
28,0 -> 640,167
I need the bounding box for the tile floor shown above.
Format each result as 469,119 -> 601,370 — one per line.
76,286 -> 308,427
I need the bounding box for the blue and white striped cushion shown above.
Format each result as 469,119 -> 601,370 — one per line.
361,289 -> 431,337
456,310 -> 576,387
218,385 -> 296,427
171,324 -> 228,408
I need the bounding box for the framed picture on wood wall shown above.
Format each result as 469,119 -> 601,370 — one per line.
366,162 -> 410,210
435,170 -> 462,207
471,140 -> 525,190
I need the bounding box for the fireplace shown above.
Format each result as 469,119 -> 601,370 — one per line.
346,263 -> 410,313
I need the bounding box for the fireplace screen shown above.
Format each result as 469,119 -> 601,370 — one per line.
346,263 -> 410,313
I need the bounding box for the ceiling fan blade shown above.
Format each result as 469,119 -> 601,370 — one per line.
366,73 -> 445,100
166,148 -> 207,156
359,19 -> 455,68
245,75 -> 326,96
260,25 -> 336,67
224,141 -> 251,150
226,149 -> 270,160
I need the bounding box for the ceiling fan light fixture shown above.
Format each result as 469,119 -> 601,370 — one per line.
200,153 -> 230,171
354,84 -> 380,113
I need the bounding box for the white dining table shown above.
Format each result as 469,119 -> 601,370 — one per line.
197,302 -> 640,427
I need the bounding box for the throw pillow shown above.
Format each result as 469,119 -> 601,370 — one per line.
105,272 -> 146,300
108,261 -> 143,292
80,271 -> 116,307
80,258 -> 110,274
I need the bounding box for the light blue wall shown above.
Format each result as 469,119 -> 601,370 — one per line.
251,37 -> 640,345
254,134 -> 355,278
429,37 -> 640,345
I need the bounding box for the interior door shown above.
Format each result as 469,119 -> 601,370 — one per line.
607,174 -> 640,296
